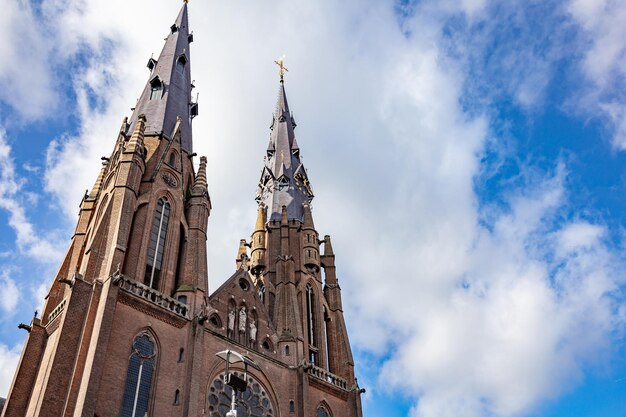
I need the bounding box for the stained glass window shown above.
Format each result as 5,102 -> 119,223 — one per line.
120,334 -> 156,417
145,198 -> 170,289
306,285 -> 318,365
207,372 -> 274,417
316,406 -> 330,417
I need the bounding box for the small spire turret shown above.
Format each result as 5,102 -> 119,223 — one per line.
127,114 -> 146,153
302,203 -> 320,272
87,160 -> 108,200
191,156 -> 208,196
250,204 -> 267,275
323,235 -> 334,257
236,239 -> 248,270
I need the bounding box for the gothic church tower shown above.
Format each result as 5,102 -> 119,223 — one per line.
2,4 -> 363,417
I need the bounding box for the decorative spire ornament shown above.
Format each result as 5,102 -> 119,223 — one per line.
274,55 -> 289,82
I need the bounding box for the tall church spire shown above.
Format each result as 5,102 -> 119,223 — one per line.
3,11 -> 363,414
256,79 -> 314,221
128,2 -> 196,152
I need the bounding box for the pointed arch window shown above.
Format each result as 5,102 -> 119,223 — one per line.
120,334 -> 156,417
324,306 -> 331,372
316,405 -> 330,417
306,284 -> 318,365
168,151 -> 177,167
145,198 -> 170,289
176,55 -> 187,75
150,77 -> 163,100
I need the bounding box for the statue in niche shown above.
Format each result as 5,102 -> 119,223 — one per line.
227,309 -> 236,337
249,320 -> 257,346
239,307 -> 247,333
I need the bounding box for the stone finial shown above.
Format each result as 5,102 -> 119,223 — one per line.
302,203 -> 315,229
250,204 -> 267,275
191,156 -> 208,197
323,235 -> 334,256
127,114 -> 146,153
236,239 -> 249,270
87,160 -> 108,199
254,203 -> 266,232
281,205 -> 288,225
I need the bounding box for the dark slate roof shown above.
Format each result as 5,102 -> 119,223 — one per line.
0,397 -> 5,413
128,3 -> 195,152
255,82 -> 314,221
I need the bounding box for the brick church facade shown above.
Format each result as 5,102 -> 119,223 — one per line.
1,4 -> 363,417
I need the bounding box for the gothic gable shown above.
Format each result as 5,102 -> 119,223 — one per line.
208,268 -> 278,357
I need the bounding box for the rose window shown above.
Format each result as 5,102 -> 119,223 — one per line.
207,372 -> 274,417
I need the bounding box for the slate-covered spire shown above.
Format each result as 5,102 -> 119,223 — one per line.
127,3 -> 196,152
256,80 -> 314,221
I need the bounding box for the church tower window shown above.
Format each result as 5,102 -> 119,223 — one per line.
120,333 -> 157,417
306,284 -> 318,365
149,77 -> 163,100
324,306 -> 331,371
176,55 -> 187,74
144,198 -> 170,289
168,151 -> 177,167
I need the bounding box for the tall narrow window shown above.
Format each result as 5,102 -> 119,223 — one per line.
145,198 -> 170,289
176,55 -> 187,75
120,334 -> 156,417
149,78 -> 163,100
324,307 -> 331,372
306,285 -> 317,365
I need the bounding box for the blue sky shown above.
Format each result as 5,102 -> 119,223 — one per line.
1,0 -> 625,416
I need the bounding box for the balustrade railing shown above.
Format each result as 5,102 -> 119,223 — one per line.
307,364 -> 349,390
48,299 -> 67,324
112,273 -> 188,318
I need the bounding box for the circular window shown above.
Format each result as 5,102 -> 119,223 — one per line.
207,372 -> 274,417
239,278 -> 250,291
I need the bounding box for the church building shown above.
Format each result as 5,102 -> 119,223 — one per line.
1,3 -> 363,417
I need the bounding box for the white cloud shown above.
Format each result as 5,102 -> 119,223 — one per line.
567,0 -> 626,148
0,0 -> 56,120
0,270 -> 19,315
0,129 -> 63,262
0,343 -> 21,397
3,0 -> 622,416
557,221 -> 605,253
355,163 -> 621,417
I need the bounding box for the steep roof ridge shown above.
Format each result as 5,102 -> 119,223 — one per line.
256,81 -> 313,222
127,3 -> 195,152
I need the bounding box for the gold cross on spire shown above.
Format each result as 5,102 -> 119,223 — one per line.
274,55 -> 288,82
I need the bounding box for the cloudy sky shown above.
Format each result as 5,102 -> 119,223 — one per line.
1,0 -> 626,416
